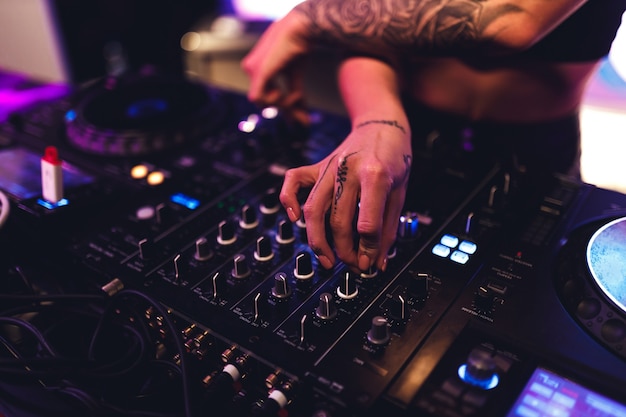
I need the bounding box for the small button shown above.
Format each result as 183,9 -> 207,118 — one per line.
459,241 -> 477,254
441,234 -> 459,248
451,251 -> 470,264
433,244 -> 451,258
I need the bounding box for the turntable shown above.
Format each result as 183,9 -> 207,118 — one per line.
556,214 -> 626,360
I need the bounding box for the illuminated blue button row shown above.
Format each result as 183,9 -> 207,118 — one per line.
432,233 -> 477,265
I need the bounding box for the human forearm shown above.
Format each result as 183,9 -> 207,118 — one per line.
338,57 -> 409,134
294,0 -> 587,57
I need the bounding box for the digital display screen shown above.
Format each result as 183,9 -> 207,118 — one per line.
0,147 -> 94,200
506,368 -> 626,417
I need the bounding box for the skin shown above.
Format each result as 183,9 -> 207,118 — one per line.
241,0 -> 601,272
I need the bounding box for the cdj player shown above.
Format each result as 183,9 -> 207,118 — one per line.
0,73 -> 625,417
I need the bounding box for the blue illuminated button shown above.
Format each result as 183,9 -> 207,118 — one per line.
171,193 -> 200,210
459,240 -> 477,254
441,234 -> 459,248
432,244 -> 451,258
451,250 -> 470,264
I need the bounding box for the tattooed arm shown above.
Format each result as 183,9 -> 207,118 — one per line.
242,0 -> 588,107
280,57 -> 412,271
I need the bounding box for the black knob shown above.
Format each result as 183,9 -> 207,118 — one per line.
367,316 -> 390,345
408,272 -> 429,300
336,272 -> 358,300
271,272 -> 291,299
474,286 -> 494,312
194,237 -> 213,261
462,348 -> 498,389
276,219 -> 295,244
138,237 -> 154,259
239,204 -> 259,230
388,294 -> 410,322
294,252 -> 314,281
231,254 -> 251,280
315,292 -> 337,320
254,235 -> 274,261
217,220 -> 237,245
155,202 -> 173,224
260,188 -> 280,215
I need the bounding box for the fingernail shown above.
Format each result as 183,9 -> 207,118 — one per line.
359,254 -> 371,271
381,257 -> 388,272
286,207 -> 298,222
318,255 -> 333,269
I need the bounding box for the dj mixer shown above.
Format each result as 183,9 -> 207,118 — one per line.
0,74 -> 625,417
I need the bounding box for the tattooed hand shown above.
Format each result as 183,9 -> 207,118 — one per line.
280,119 -> 412,273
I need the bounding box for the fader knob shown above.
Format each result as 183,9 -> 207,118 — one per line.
315,293 -> 337,320
367,316 -> 390,345
231,254 -> 251,280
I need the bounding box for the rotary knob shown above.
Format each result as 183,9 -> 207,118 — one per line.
336,272 -> 358,300
239,204 -> 259,230
231,254 -> 251,280
217,220 -> 237,245
254,235 -> 274,261
474,285 -> 494,312
315,292 -> 337,320
367,316 -> 391,346
260,188 -> 281,215
276,219 -> 295,245
271,272 -> 292,299
194,237 -> 213,261
408,272 -> 429,300
458,347 -> 499,390
388,294 -> 410,322
294,251 -> 314,281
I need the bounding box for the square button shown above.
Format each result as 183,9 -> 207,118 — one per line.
433,244 -> 451,258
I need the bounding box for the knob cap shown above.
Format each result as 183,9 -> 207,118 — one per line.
217,220 -> 237,245
408,272 -> 429,300
474,286 -> 494,312
254,235 -> 274,261
337,272 -> 358,300
315,292 -> 337,320
239,204 -> 259,230
260,188 -> 280,215
294,252 -> 314,280
276,219 -> 295,244
194,237 -> 213,261
231,254 -> 251,279
367,316 -> 391,345
388,294 -> 409,322
271,272 -> 291,299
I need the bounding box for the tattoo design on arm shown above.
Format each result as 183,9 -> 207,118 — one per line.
403,154 -> 412,183
356,119 -> 407,134
295,0 -> 525,54
334,152 -> 358,212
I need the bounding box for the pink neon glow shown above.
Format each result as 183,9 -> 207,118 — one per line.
231,0 -> 305,20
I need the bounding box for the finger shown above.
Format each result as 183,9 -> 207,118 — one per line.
354,171 -> 391,272
377,187 -> 407,271
280,166 -> 318,222
328,154 -> 361,269
302,158 -> 339,269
